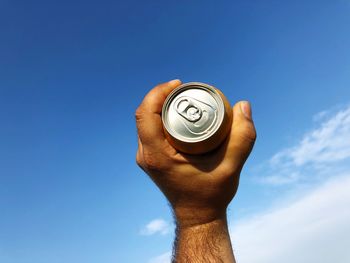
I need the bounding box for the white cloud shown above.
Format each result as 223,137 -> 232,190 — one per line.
230,175 -> 350,263
288,105 -> 350,166
231,104 -> 350,262
140,219 -> 171,236
259,105 -> 350,185
148,251 -> 172,263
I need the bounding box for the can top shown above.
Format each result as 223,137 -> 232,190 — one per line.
162,82 -> 225,143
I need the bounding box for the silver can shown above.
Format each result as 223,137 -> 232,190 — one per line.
162,82 -> 233,154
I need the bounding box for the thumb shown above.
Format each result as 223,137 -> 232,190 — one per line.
224,101 -> 257,170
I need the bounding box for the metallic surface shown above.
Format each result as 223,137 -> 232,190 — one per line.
162,82 -> 232,154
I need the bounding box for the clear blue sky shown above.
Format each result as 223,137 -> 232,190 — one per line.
1,1 -> 350,263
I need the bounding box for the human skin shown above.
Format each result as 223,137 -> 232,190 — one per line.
135,79 -> 256,262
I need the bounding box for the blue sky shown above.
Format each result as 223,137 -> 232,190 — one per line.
1,1 -> 350,263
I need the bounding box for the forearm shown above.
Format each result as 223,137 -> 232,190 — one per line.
172,215 -> 236,263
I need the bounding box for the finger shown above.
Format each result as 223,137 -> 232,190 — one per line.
135,79 -> 182,147
139,79 -> 182,114
223,101 -> 257,171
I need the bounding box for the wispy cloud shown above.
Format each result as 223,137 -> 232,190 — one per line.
259,105 -> 350,185
230,175 -> 350,263
230,104 -> 350,262
148,251 -> 172,263
140,218 -> 171,236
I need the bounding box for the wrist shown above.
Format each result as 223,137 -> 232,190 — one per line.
176,216 -> 229,233
174,205 -> 227,228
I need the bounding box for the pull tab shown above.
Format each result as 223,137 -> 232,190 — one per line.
174,97 -> 203,122
173,96 -> 217,135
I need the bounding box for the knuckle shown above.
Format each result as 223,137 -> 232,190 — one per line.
241,123 -> 257,143
136,152 -> 144,167
134,107 -> 144,121
143,152 -> 159,171
248,126 -> 257,141
144,155 -> 158,171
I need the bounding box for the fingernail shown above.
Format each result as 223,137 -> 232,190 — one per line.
168,79 -> 181,85
240,101 -> 252,120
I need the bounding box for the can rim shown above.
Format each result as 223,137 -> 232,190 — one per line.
162,82 -> 225,143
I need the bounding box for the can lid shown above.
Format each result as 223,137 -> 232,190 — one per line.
162,82 -> 225,143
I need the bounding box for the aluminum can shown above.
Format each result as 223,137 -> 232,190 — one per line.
162,82 -> 233,154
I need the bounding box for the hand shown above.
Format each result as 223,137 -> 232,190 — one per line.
135,79 -> 256,227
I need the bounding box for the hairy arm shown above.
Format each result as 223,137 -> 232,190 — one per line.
173,217 -> 235,263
